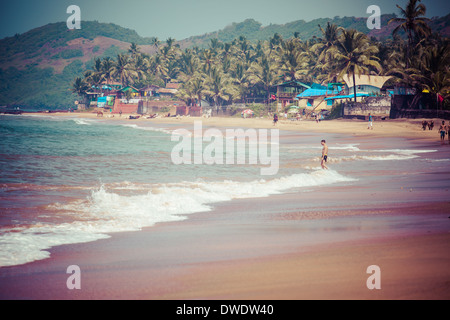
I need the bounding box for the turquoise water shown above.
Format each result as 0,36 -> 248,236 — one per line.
0,114 -> 445,267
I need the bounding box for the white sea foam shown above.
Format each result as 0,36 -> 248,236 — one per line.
73,119 -> 92,125
121,124 -> 172,135
0,170 -> 355,267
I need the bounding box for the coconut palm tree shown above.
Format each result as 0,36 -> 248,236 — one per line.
72,77 -> 90,104
101,57 -> 116,86
249,53 -> 277,105
128,42 -> 141,59
111,53 -> 138,87
328,29 -> 382,102
389,0 -> 431,67
150,54 -> 168,84
276,38 -> 306,82
178,49 -> 198,82
151,37 -> 161,53
411,43 -> 450,105
191,77 -> 205,107
204,67 -> 233,111
231,63 -> 251,103
311,23 -> 343,63
84,71 -> 104,92
134,54 -> 150,83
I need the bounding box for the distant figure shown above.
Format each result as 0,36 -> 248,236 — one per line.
321,139 -> 329,170
428,120 -> 434,130
119,111 -> 122,117
273,113 -> 278,126
368,113 -> 373,130
439,121 -> 446,144
422,120 -> 428,130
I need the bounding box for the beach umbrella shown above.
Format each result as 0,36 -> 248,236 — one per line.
242,109 -> 254,114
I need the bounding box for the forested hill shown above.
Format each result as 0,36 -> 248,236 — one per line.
179,14 -> 450,47
0,21 -> 157,109
0,15 -> 449,110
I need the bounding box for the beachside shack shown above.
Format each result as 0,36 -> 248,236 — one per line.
341,74 -> 392,98
273,80 -> 310,110
296,83 -> 343,111
139,85 -> 160,99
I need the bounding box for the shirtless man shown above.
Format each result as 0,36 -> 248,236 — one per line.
321,139 -> 329,170
439,121 -> 446,144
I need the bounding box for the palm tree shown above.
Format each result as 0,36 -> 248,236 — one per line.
150,54 -> 168,84
111,53 -> 137,87
277,39 -> 306,82
101,57 -> 116,86
200,49 -> 216,75
311,23 -> 342,63
249,54 -> 277,105
84,71 -> 104,92
191,77 -> 205,107
328,29 -> 382,102
84,58 -> 105,91
204,67 -> 233,111
128,42 -> 141,59
72,77 -> 90,104
389,0 -> 431,67
411,43 -> 450,108
150,37 -> 161,53
231,63 -> 251,103
134,54 -> 150,84
178,49 -> 198,82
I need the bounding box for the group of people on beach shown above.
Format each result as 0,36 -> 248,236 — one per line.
438,121 -> 450,144
422,120 -> 434,131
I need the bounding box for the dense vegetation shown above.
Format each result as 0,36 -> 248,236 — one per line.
74,0 -> 449,112
0,0 -> 449,110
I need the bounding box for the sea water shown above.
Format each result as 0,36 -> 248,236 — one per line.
0,115 -> 445,267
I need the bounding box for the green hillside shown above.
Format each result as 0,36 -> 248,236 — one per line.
0,21 -> 153,109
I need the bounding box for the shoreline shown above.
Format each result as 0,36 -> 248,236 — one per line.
1,112 -> 449,300
18,111 -> 448,142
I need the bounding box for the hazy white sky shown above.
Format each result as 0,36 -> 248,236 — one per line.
1,0 -> 449,40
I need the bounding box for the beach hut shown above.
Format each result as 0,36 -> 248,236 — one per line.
272,80 -> 311,111
342,74 -> 392,98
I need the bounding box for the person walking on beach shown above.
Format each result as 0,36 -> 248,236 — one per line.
439,121 -> 446,144
321,140 -> 329,170
422,120 -> 428,130
273,113 -> 278,126
368,113 -> 373,130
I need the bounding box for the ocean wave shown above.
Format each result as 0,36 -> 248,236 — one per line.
121,124 -> 172,135
73,119 -> 92,126
326,154 -> 419,163
0,170 -> 355,267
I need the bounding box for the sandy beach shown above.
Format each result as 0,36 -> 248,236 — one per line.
0,112 -> 449,300
36,111 -> 445,141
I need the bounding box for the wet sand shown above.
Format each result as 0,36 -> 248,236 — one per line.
1,113 -> 449,300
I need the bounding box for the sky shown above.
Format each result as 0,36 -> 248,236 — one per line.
0,0 -> 449,40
